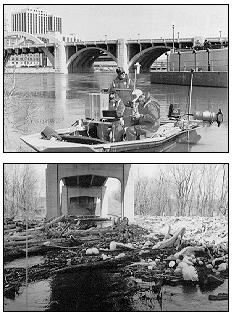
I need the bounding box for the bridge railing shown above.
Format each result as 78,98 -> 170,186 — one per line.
5,43 -> 54,49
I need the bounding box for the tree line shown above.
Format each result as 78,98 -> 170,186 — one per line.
134,164 -> 228,217
4,164 -> 228,220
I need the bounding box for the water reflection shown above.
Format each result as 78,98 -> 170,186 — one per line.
4,269 -> 228,312
4,73 -> 228,152
48,270 -> 134,311
4,279 -> 51,311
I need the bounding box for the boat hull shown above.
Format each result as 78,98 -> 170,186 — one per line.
21,127 -> 201,153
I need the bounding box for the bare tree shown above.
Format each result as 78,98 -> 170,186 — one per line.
4,67 -> 39,152
4,165 -> 41,220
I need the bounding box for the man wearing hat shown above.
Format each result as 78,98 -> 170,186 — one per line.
109,67 -> 134,106
126,89 -> 161,141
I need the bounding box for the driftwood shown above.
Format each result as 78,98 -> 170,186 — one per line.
4,227 -> 21,234
152,227 -> 186,249
172,246 -> 205,259
63,226 -> 113,237
4,238 -> 67,248
4,239 -> 47,247
4,224 -> 16,230
32,215 -> 65,231
4,234 -> 35,242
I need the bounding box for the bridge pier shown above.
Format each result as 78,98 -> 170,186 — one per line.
54,41 -> 68,74
117,39 -> 129,73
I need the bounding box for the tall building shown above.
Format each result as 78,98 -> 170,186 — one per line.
4,13 -> 9,34
11,7 -> 62,34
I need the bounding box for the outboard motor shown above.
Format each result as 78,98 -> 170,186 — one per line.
168,103 -> 181,119
193,109 -> 223,127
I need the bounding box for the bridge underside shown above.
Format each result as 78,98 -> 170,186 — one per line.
68,48 -> 117,73
128,46 -> 170,73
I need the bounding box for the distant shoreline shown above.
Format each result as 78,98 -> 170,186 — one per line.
5,67 -> 55,74
4,67 -> 117,74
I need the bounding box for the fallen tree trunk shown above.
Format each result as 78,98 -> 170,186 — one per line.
4,224 -> 16,230
27,215 -> 66,232
4,227 -> 22,234
4,234 -> 35,242
4,237 -> 67,248
152,227 -> 186,250
53,255 -> 139,274
172,245 -> 205,259
63,226 -> 113,237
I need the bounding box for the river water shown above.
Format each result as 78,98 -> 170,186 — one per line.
4,72 -> 228,152
4,257 -> 228,312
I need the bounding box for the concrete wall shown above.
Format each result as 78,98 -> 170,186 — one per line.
169,48 -> 228,72
150,71 -> 228,88
61,186 -> 107,216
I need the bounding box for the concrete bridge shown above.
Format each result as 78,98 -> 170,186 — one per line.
4,31 -> 228,73
46,164 -> 134,221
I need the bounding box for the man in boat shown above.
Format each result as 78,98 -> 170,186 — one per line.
108,92 -> 126,142
109,67 -> 134,106
108,92 -> 125,118
125,89 -> 161,141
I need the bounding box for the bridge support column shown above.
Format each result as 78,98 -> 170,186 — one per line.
122,164 -> 134,221
46,164 -> 60,219
117,39 -> 129,73
54,41 -> 68,74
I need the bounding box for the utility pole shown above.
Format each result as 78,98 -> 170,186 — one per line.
172,25 -> 175,53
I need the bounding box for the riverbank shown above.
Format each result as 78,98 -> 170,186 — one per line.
5,67 -> 55,74
150,71 -> 228,88
5,66 -> 116,74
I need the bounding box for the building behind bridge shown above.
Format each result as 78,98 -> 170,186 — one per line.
7,7 -> 62,68
6,7 -> 84,68
11,7 -> 62,34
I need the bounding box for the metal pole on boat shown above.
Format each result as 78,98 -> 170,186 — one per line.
188,69 -> 194,121
134,62 -> 141,90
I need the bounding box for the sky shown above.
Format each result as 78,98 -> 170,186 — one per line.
30,163 -> 225,197
4,4 -> 228,40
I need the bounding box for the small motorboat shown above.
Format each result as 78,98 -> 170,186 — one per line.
20,105 -> 222,153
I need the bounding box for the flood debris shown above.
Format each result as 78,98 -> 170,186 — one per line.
4,215 -> 228,301
208,293 -> 228,301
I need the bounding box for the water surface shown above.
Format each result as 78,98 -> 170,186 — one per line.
4,267 -> 228,311
4,73 -> 228,152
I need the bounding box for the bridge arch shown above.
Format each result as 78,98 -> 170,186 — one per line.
5,31 -> 61,44
5,31 -> 44,45
4,31 -> 56,67
67,47 -> 117,73
128,46 -> 170,72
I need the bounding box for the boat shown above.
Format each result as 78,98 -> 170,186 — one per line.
20,109 -> 222,153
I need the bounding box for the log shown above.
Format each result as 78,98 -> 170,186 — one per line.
4,224 -> 16,230
152,227 -> 186,250
63,226 -> 113,237
53,255 -> 138,274
4,235 -> 35,242
4,237 -> 66,248
4,239 -> 47,247
27,215 -> 66,232
4,227 -> 21,234
172,245 -> 205,259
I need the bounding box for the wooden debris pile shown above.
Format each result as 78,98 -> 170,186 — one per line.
4,215 -> 228,301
